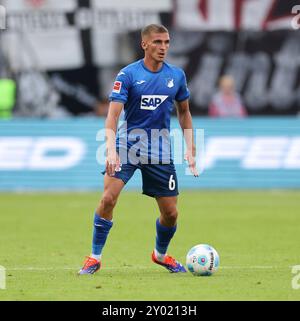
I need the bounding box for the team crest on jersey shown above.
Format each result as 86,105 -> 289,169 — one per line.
166,78 -> 174,88
113,81 -> 122,93
140,95 -> 168,111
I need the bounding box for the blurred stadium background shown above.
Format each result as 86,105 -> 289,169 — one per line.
0,0 -> 300,191
1,0 -> 300,301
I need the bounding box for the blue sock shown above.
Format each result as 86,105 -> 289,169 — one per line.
155,218 -> 177,255
92,213 -> 113,259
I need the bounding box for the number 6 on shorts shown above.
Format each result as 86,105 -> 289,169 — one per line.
169,175 -> 176,191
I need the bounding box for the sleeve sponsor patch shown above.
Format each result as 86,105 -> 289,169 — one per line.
112,81 -> 122,94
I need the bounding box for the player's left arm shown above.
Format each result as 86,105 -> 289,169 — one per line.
176,99 -> 199,177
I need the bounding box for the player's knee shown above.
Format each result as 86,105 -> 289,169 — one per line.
101,193 -> 117,211
162,208 -> 178,225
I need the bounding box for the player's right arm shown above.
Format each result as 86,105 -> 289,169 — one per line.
106,69 -> 131,176
105,101 -> 123,176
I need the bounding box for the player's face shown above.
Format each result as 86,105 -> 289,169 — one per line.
142,32 -> 170,63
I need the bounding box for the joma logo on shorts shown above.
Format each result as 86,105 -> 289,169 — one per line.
140,95 -> 168,111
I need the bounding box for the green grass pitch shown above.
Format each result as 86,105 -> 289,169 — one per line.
0,190 -> 300,301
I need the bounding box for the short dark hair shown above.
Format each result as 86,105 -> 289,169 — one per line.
141,24 -> 169,38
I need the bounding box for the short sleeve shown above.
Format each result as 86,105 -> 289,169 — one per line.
175,70 -> 190,102
109,70 -> 131,104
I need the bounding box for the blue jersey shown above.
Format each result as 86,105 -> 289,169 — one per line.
109,59 -> 190,163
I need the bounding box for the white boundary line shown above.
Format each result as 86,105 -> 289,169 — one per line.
5,265 -> 290,271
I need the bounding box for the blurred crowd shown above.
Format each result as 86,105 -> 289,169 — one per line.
0,37 -> 298,119
0,50 -> 16,120
0,72 -> 247,120
1,0 -> 300,119
0,42 -> 248,120
0,63 -> 247,120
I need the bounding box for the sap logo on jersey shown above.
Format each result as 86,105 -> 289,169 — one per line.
140,95 -> 168,110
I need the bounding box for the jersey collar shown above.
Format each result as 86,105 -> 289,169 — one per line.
141,59 -> 165,74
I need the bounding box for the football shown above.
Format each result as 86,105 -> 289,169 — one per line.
186,244 -> 220,276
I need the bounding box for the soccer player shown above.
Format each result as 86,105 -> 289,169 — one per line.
79,24 -> 198,275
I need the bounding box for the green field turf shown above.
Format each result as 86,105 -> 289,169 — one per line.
0,190 -> 300,301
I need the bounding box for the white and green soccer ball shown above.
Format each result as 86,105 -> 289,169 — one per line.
186,244 -> 220,276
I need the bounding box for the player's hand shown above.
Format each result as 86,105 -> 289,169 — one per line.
184,149 -> 199,177
106,150 -> 121,177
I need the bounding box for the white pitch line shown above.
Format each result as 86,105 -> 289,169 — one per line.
5,265 -> 290,271
7,267 -> 78,271
6,266 -> 152,271
220,266 -> 281,269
